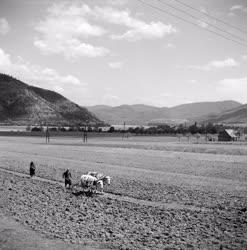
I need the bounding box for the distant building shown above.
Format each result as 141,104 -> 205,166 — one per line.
218,129 -> 238,142
98,126 -> 111,132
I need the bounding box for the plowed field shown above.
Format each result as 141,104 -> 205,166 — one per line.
0,136 -> 246,249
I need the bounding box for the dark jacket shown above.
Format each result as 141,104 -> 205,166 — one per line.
63,170 -> 72,180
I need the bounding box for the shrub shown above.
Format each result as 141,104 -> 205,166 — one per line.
31,127 -> 42,132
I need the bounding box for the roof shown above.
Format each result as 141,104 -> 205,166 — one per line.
225,129 -> 238,138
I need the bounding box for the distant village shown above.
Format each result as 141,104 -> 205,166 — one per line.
0,121 -> 246,142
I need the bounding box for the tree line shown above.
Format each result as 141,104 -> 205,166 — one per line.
29,122 -> 246,136
114,123 -> 221,135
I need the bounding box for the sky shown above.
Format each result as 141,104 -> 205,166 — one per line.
0,0 -> 247,107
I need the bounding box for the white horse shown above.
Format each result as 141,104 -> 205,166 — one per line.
87,172 -> 111,193
72,174 -> 103,193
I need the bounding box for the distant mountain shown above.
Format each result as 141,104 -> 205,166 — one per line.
87,104 -> 166,125
0,73 -> 101,125
204,104 -> 247,124
168,101 -> 241,119
87,101 -> 242,125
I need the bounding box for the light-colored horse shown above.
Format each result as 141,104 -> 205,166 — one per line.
87,172 -> 111,193
72,174 -> 103,193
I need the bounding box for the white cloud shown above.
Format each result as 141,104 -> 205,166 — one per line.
34,2 -> 176,58
230,5 -> 247,13
199,7 -> 208,13
34,2 -> 109,60
209,58 -> 238,68
102,94 -> 121,106
197,20 -> 208,29
105,0 -> 128,6
0,18 -> 10,35
188,80 -> 197,84
230,5 -> 243,11
0,48 -> 84,91
160,92 -> 174,97
108,61 -> 123,69
134,94 -> 193,107
188,58 -> 239,71
216,77 -> 247,103
0,48 -> 11,66
167,43 -> 176,48
34,38 -> 109,59
110,22 -> 176,41
94,7 -> 177,41
103,94 -> 120,100
242,55 -> 247,61
228,12 -> 235,17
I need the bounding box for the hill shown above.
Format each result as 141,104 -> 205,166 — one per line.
0,73 -> 101,125
168,101 -> 241,119
87,101 -> 241,125
205,104 -> 247,124
87,104 -> 166,125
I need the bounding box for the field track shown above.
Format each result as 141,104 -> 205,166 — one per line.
0,167 -> 208,212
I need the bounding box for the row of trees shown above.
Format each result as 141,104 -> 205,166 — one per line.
110,123 -> 222,135
29,122 -> 244,136
30,126 -> 93,132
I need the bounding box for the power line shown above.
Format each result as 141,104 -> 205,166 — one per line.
155,0 -> 247,45
171,0 -> 247,35
135,0 -> 247,48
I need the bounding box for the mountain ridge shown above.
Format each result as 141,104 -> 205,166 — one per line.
87,101 -> 242,125
204,104 -> 247,124
0,73 -> 101,125
0,73 -> 244,126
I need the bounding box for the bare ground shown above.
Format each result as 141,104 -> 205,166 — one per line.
0,136 -> 247,249
0,212 -> 102,250
1,171 -> 247,249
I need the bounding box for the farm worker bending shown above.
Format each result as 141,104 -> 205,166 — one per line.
63,168 -> 72,188
30,161 -> 36,178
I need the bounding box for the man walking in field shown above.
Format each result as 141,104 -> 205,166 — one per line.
62,168 -> 72,188
29,161 -> 36,178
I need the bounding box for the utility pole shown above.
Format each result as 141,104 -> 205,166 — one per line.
45,125 -> 50,143
83,124 -> 88,143
122,122 -> 126,140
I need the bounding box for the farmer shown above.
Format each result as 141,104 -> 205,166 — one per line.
30,161 -> 36,178
62,168 -> 72,188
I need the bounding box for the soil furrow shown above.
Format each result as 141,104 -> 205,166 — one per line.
0,167 -> 208,212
